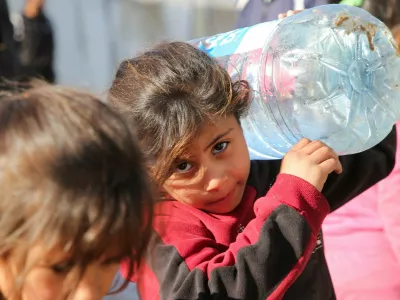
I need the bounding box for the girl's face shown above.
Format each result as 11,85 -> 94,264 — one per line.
163,115 -> 251,214
0,243 -> 121,300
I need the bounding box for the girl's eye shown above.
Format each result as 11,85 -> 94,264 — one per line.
51,261 -> 74,274
212,142 -> 229,154
175,161 -> 193,173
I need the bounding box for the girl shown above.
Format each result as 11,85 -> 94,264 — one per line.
109,41 -> 396,299
0,84 -> 154,300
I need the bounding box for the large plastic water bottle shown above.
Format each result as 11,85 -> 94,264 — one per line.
190,4 -> 400,160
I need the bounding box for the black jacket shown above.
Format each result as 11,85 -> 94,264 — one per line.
123,127 -> 397,299
0,0 -> 54,82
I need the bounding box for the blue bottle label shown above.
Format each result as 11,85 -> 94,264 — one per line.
195,20 -> 279,58
198,27 -> 251,57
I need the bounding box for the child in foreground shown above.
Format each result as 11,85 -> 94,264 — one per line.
0,84 -> 154,300
109,42 -> 396,299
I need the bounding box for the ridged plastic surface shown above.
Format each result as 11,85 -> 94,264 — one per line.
191,5 -> 400,159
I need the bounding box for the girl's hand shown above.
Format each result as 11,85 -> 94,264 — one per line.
280,138 -> 343,192
278,9 -> 303,20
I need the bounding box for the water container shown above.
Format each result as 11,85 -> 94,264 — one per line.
190,4 -> 400,159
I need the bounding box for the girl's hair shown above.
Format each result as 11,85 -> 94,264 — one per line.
0,84 -> 154,296
109,42 -> 251,184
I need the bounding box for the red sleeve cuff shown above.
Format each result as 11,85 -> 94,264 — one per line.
256,173 -> 330,235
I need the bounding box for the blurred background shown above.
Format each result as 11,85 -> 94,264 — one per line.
7,0 -> 239,93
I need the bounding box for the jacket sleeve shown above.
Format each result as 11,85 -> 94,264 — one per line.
378,123 -> 400,262
322,125 -> 397,211
131,174 -> 329,300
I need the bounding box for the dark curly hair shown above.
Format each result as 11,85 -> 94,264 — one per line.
109,42 -> 252,184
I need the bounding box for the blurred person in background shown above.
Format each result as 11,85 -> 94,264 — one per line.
235,0 -> 399,28
324,127 -> 400,299
322,0 -> 400,299
0,0 -> 54,83
0,0 -> 19,79
235,0 -> 331,28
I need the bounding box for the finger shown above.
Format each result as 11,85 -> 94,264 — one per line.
310,146 -> 343,174
319,158 -> 343,175
335,161 -> 343,174
286,10 -> 295,17
279,9 -> 303,19
310,144 -> 339,164
278,13 -> 286,19
292,10 -> 304,15
291,138 -> 312,151
301,140 -> 327,155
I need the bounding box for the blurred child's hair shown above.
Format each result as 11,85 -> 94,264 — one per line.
0,83 -> 154,296
392,24 -> 400,47
109,42 -> 251,184
361,0 -> 400,29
